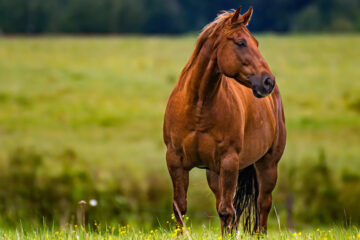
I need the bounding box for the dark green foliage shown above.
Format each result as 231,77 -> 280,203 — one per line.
347,98 -> 360,113
0,0 -> 359,33
1,146 -> 360,228
296,149 -> 342,224
340,169 -> 360,225
292,0 -> 360,31
274,149 -> 360,227
0,147 -> 173,228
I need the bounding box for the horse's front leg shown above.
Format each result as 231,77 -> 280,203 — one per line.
254,156 -> 278,234
206,169 -> 220,211
218,153 -> 239,235
166,148 -> 189,228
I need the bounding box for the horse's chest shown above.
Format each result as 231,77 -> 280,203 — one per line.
181,131 -> 222,170
168,94 -> 276,170
180,113 -> 275,170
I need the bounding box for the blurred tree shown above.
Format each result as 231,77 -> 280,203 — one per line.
292,4 -> 323,32
0,0 -> 358,34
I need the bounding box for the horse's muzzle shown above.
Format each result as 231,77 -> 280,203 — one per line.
251,74 -> 275,98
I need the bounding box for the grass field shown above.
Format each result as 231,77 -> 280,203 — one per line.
0,35 -> 359,169
0,225 -> 360,240
0,34 -> 360,234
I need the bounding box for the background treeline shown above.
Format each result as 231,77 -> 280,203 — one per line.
0,0 -> 359,34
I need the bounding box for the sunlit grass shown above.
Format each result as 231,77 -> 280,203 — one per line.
0,35 -> 359,171
0,224 -> 359,240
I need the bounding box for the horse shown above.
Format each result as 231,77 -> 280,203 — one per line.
163,6 -> 286,235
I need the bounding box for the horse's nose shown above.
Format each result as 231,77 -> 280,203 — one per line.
262,74 -> 275,92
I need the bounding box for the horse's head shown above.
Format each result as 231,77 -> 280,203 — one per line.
216,7 -> 275,98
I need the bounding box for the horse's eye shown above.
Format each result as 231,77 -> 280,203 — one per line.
235,40 -> 247,48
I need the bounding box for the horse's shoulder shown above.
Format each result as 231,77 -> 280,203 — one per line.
220,77 -> 251,101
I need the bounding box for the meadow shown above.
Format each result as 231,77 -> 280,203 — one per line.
0,34 -> 359,236
1,225 -> 360,240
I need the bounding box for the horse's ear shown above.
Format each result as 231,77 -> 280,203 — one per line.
242,6 -> 253,26
231,6 -> 242,24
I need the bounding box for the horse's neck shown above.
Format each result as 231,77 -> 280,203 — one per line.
183,40 -> 221,105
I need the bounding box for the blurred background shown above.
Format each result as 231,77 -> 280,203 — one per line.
0,0 -> 360,33
0,0 -> 359,231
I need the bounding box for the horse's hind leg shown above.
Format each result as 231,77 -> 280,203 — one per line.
255,120 -> 286,233
166,148 -> 189,228
218,153 -> 239,234
254,157 -> 278,233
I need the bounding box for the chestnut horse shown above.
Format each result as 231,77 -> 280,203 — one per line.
163,6 -> 286,234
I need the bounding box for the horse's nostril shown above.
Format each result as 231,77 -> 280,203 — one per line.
264,77 -> 271,86
261,75 -> 275,93
263,77 -> 272,89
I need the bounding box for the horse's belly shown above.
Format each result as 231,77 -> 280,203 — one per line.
238,121 -> 275,166
238,140 -> 270,166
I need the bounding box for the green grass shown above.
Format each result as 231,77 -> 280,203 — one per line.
0,35 -> 359,172
0,225 -> 359,240
0,35 -> 360,230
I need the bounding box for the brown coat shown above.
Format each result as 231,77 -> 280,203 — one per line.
163,7 -> 286,234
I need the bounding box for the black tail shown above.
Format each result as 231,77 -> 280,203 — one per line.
233,164 -> 259,234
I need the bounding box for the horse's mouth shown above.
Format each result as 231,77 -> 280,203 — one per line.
253,89 -> 268,98
234,76 -> 252,88
252,86 -> 274,98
